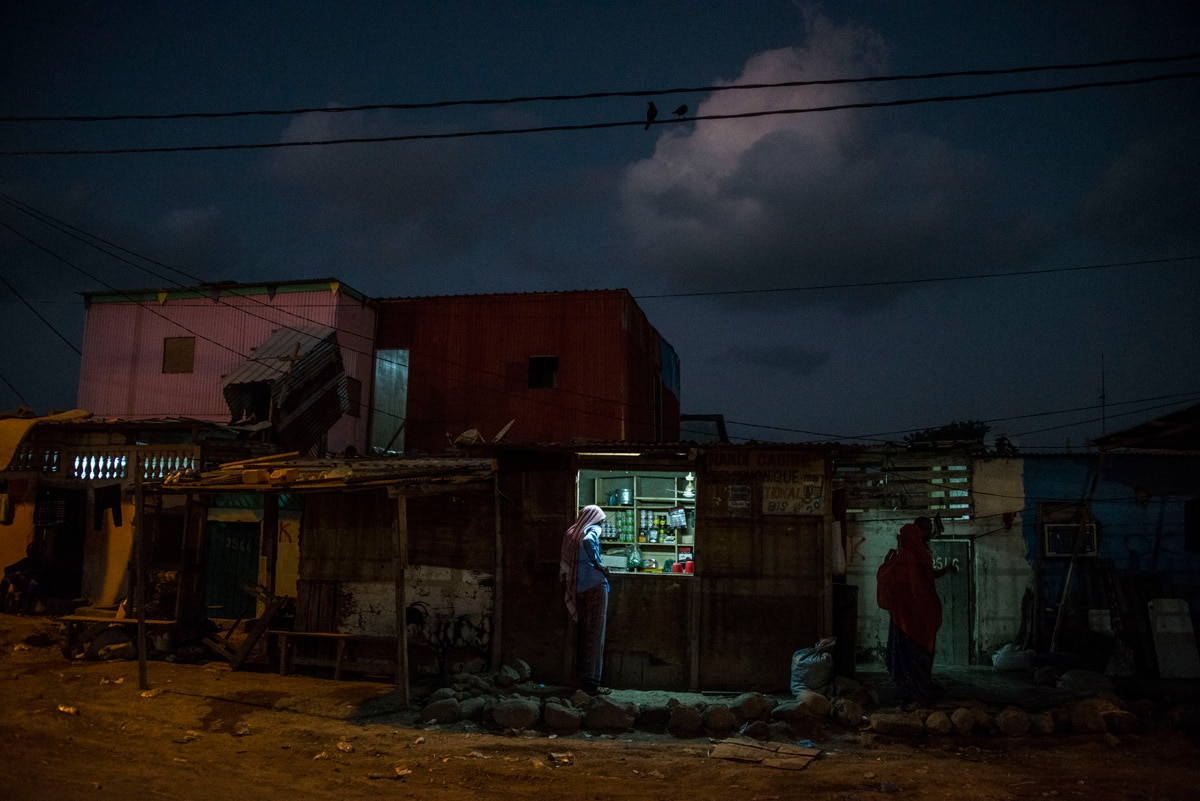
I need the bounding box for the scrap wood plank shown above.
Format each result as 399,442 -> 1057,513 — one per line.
204,587 -> 288,670
709,739 -> 821,771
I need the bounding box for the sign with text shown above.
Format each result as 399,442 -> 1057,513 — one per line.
706,449 -> 827,516
763,471 -> 825,515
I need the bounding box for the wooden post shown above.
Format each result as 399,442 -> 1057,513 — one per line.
491,473 -> 503,671
1050,460 -> 1103,653
392,494 -> 410,707
262,493 -> 279,597
133,452 -> 148,690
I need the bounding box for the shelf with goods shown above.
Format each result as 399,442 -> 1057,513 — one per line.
585,472 -> 696,571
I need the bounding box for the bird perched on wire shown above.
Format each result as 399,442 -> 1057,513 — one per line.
672,104 -> 688,118
644,102 -> 657,130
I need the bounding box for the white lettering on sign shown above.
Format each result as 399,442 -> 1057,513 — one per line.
763,473 -> 825,515
933,555 -> 962,572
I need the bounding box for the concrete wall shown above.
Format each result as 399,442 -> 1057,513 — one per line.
82,497 -> 133,607
965,458 -> 1031,660
844,510 -> 911,661
338,566 -> 493,638
0,487 -> 35,571
843,457 -> 1032,665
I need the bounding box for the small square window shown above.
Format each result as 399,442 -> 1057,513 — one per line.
528,356 -> 558,389
162,337 -> 195,374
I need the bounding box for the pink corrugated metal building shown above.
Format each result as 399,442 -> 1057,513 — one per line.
77,279 -> 376,455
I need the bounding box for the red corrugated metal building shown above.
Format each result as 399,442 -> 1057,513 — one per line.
375,290 -> 680,453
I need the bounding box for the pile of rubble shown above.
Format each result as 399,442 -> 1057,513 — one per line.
419,676 -> 857,741
417,661 -> 1200,740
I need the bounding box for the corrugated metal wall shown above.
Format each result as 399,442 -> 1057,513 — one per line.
375,290 -> 679,453
76,284 -> 376,454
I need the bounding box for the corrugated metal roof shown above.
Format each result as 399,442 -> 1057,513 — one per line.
221,326 -> 338,386
1089,402 -> 1200,453
222,326 -> 349,454
150,454 -> 495,494
83,277 -> 370,305
374,287 -> 631,303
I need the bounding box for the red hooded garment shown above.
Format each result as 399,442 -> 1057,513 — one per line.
876,523 -> 942,654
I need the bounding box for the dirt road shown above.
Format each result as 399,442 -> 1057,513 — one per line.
2,614 -> 1197,801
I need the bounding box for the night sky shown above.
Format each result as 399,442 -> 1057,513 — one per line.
2,2 -> 1198,450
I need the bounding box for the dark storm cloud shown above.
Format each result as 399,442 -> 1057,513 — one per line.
144,205 -> 248,279
269,109 -> 495,269
1079,125 -> 1200,249
717,343 -> 830,376
619,14 -> 1050,309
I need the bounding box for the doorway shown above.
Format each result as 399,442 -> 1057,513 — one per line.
204,521 -> 261,619
35,486 -> 87,602
930,538 -> 973,666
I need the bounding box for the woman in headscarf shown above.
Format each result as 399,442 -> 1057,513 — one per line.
559,504 -> 611,694
877,518 -> 955,706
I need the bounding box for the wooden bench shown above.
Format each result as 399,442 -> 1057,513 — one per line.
60,614 -> 176,657
270,631 -> 397,680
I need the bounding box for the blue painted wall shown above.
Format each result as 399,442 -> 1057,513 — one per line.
1022,453 -> 1200,656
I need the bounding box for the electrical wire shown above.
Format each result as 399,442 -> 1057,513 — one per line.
3,71 -> 1197,157
0,370 -> 31,407
0,208 -> 663,432
17,191 -> 1187,446
635,256 -> 1198,300
0,268 -> 82,356
2,195 -> 1196,445
3,52 -> 1196,123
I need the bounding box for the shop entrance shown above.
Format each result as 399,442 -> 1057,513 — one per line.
576,468 -> 698,688
577,469 -> 696,573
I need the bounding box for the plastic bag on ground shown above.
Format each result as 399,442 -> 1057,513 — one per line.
790,636 -> 837,696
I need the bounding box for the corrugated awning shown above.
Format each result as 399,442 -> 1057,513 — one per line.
222,326 -> 349,453
151,453 -> 496,494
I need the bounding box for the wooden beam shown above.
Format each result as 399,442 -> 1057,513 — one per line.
392,495 -> 410,707
262,493 -> 279,597
491,474 -> 503,672
133,453 -> 148,690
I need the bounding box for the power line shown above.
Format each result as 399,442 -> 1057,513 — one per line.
0,266 -> 82,356
634,256 -> 1198,300
5,195 -> 1197,446
6,197 -> 1197,444
4,52 -> 1196,123
0,203 -> 665,433
4,70 -> 1197,157
722,390 -> 1200,444
0,370 -> 31,407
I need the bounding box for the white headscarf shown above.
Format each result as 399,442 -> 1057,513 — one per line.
559,505 -> 606,621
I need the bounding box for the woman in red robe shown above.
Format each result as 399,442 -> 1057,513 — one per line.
877,518 -> 955,705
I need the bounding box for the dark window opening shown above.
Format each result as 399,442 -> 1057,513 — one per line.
528,356 -> 558,389
162,337 -> 195,374
1186,498 -> 1199,553
345,376 -> 362,418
